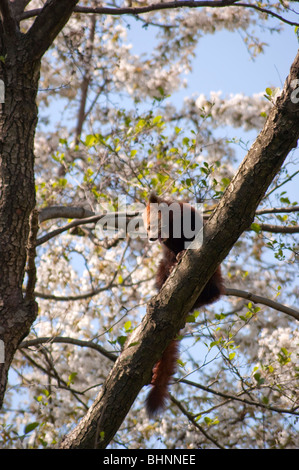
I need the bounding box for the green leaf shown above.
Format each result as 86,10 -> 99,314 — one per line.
221,177 -> 230,188
204,416 -> 212,425
85,134 -> 96,146
152,115 -> 163,125
186,314 -> 196,323
117,335 -> 127,348
124,320 -> 131,332
251,222 -> 261,233
262,396 -> 269,405
67,372 -> 77,387
127,341 -> 139,348
254,372 -> 265,385
280,196 -> 290,204
24,422 -> 39,434
277,347 -> 291,365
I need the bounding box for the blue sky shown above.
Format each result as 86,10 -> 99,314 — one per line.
182,24 -> 298,96
127,13 -> 298,98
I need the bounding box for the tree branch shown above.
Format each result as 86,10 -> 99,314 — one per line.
75,14 -> 96,144
255,206 -> 299,216
36,211 -> 140,246
18,1 -> 299,28
255,223 -> 299,233
224,287 -> 299,321
59,49 -> 299,449
36,204 -> 299,247
25,0 -> 80,61
39,205 -> 94,223
268,223 -> 299,233
19,336 -> 117,363
33,287 -> 115,302
0,0 -> 18,37
9,0 -> 31,18
236,2 -> 299,27
180,379 -> 299,416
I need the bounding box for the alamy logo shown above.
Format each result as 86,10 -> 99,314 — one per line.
94,197 -> 204,250
0,79 -> 4,103
0,340 -> 4,363
146,202 -> 203,249
291,79 -> 299,104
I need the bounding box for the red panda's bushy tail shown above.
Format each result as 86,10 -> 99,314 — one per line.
146,339 -> 179,417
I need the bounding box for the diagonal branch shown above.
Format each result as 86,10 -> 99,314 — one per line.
24,0 -> 80,61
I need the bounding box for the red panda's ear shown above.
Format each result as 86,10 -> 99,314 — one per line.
149,191 -> 159,204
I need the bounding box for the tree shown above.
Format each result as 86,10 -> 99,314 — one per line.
0,0 -> 298,449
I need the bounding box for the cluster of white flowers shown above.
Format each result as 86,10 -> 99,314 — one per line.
256,326 -> 299,406
192,91 -> 271,131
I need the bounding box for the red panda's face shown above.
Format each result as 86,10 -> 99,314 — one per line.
143,195 -> 204,251
143,202 -> 166,242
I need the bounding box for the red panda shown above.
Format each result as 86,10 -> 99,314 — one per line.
143,192 -> 223,416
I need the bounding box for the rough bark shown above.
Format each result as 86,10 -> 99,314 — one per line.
0,7 -> 40,409
0,0 -> 79,409
60,50 -> 299,449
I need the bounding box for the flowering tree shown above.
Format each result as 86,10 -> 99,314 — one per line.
0,0 -> 298,449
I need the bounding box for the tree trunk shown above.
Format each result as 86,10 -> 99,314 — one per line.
0,32 -> 40,407
0,0 -> 79,412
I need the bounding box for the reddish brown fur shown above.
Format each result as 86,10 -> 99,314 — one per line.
145,193 -> 224,417
146,340 -> 179,416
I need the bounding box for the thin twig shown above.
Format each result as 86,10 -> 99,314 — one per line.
179,379 -> 299,416
169,394 -> 226,449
